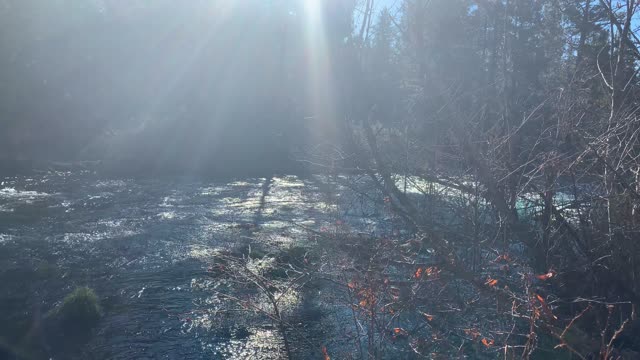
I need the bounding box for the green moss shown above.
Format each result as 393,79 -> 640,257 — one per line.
50,287 -> 101,333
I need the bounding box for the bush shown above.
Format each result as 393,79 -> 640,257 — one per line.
50,287 -> 101,333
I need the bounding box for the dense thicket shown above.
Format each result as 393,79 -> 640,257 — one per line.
351,0 -> 640,302
333,0 -> 640,358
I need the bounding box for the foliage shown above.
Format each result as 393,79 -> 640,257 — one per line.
308,0 -> 640,358
49,287 -> 101,333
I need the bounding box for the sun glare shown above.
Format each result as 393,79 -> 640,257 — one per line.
302,0 -> 338,146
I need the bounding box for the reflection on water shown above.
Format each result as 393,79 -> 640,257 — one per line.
211,328 -> 283,359
0,171 -> 387,359
0,187 -> 50,199
0,233 -> 12,244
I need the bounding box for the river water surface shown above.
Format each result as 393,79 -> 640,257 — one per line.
0,171 -> 390,359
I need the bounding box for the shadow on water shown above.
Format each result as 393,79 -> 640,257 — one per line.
254,175 -> 274,226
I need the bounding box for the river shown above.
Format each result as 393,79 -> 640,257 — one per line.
0,171 -> 390,359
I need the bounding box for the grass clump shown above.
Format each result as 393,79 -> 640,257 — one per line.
50,287 -> 101,332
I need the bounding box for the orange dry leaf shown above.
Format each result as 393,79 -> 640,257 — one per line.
421,312 -> 434,321
533,307 -> 541,317
425,266 -> 440,276
485,278 -> 498,287
393,328 -> 408,336
536,272 -> 555,280
481,338 -> 495,347
347,281 -> 357,289
463,328 -> 481,339
322,346 -> 330,360
414,267 -> 424,279
535,293 -> 558,320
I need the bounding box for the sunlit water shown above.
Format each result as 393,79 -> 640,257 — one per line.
0,171 -> 388,359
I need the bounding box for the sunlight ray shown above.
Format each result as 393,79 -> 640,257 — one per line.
302,0 -> 338,146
